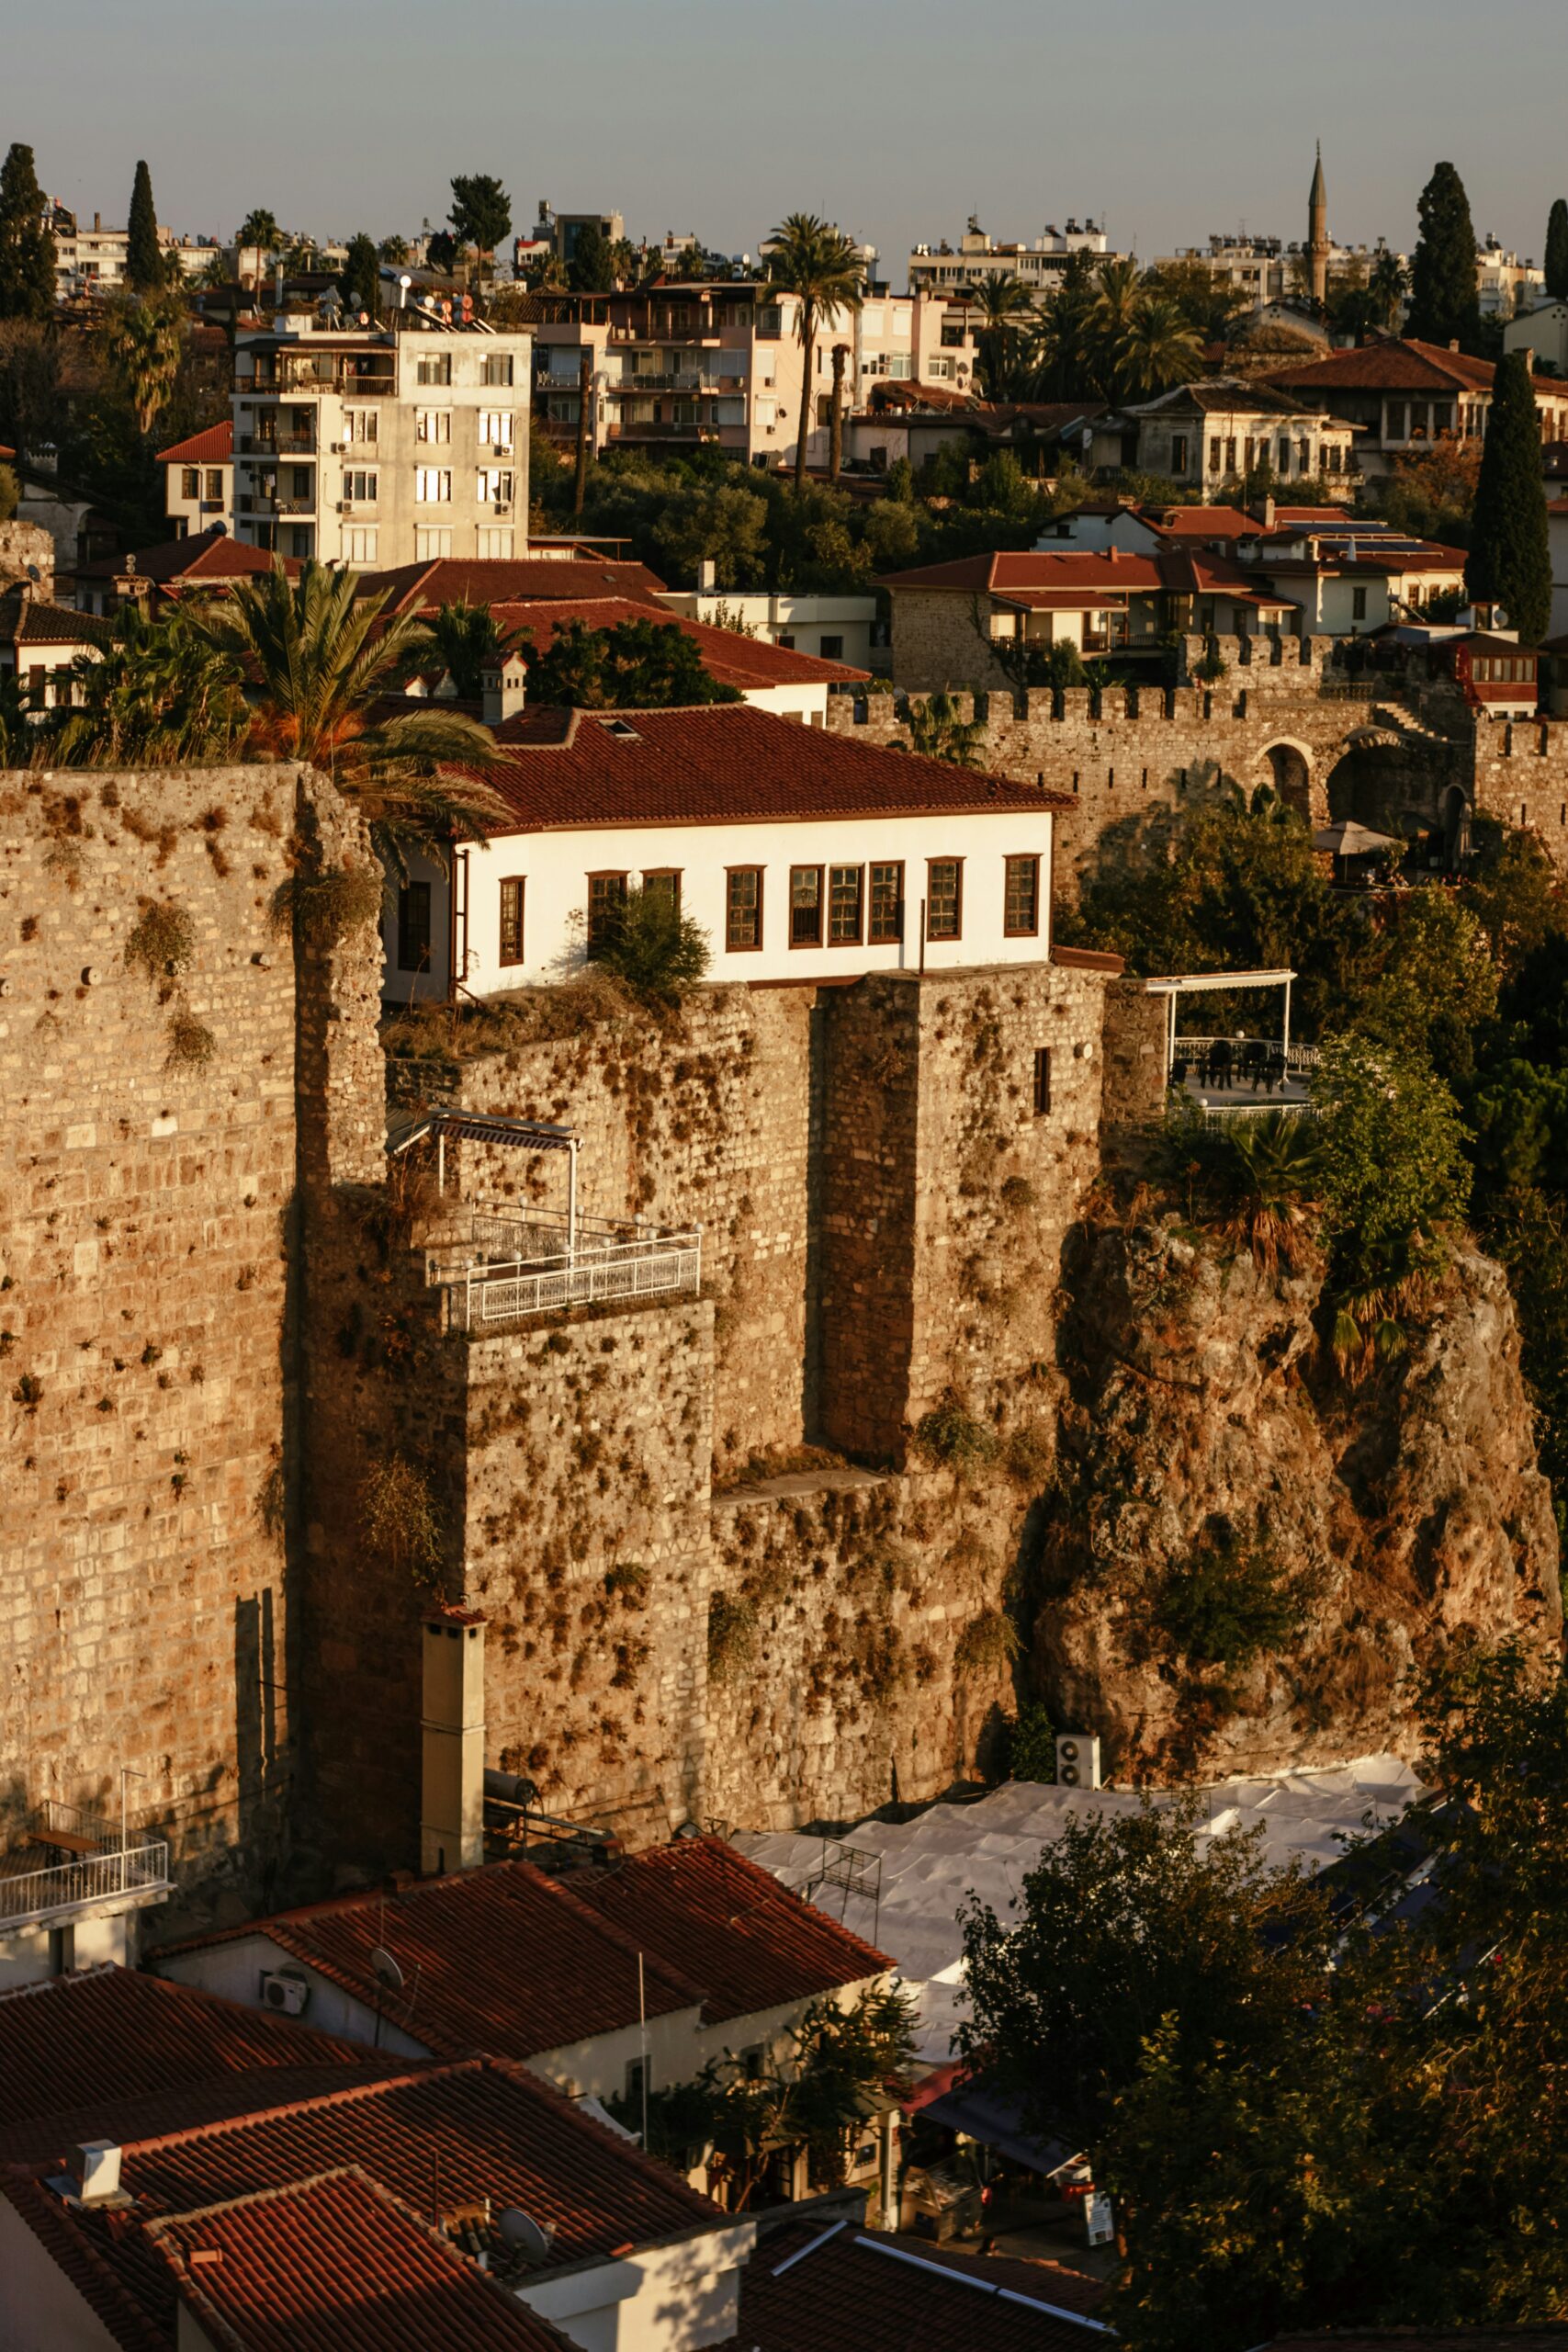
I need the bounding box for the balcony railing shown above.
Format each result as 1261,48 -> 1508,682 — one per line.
426,1204 -> 702,1331
239,431 -> 317,457
605,420 -> 705,442
0,1801 -> 171,1932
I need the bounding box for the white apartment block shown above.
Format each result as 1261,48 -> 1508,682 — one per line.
1153,232 -> 1407,311
51,208 -> 220,299
231,301 -> 533,567
908,216 -> 1115,300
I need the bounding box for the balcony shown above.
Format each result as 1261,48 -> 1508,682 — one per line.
0,1800 -> 170,1935
605,420 -> 705,443
425,1204 -> 702,1331
239,430 -> 317,457
611,369 -> 706,393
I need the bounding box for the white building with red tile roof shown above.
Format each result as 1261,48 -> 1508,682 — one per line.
155,421 -> 233,541
377,700 -> 1070,1001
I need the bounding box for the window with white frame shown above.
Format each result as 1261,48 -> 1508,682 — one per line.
477,468 -> 514,505
414,526 -> 453,560
478,410 -> 513,450
415,353 -> 452,387
416,409 -> 451,444
341,469 -> 378,503
344,526 -> 378,563
344,408 -> 378,446
415,468 -> 452,503
476,526 -> 514,558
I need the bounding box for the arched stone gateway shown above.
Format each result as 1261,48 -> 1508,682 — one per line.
1259,739 -> 1320,822
1325,734 -> 1449,844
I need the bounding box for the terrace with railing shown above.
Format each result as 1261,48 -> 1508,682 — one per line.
0,1799 -> 171,1935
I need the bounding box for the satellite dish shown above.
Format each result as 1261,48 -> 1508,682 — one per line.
370,1945 -> 404,1994
498,2209 -> 555,2264
25,564 -> 40,582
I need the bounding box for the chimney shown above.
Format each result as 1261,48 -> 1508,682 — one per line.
697,557 -> 716,593
93,210 -> 100,232
1262,493 -> 1276,529
71,2141 -> 122,2207
421,1609 -> 486,1874
481,650 -> 527,726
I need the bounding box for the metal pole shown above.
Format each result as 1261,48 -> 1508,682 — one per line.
568,1139 -> 579,1265
919,897 -> 927,976
437,1129 -> 446,1197
638,1952 -> 649,2149
1282,976 -> 1292,1062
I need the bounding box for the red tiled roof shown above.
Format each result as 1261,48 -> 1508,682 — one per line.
365,556 -> 671,616
739,2222 -> 1113,2350
473,703 -> 1073,831
155,1860 -> 703,2061
567,1838 -> 890,2024
149,2167 -> 570,2350
1135,504 -> 1257,540
73,534 -> 298,587
113,2059 -> 717,2269
154,420 -> 233,467
0,590 -> 112,648
491,597 -> 869,688
155,1841 -> 888,2056
1264,2336 -> 1568,2350
879,549 -> 1164,595
0,1967 -> 390,2165
1265,335 -> 1568,401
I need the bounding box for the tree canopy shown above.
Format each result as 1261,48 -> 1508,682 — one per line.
338,232 -> 380,321
765,213 -> 865,491
1407,160 -> 1481,350
448,174 -> 511,275
518,616 -> 743,709
0,142 -> 56,322
567,220 -> 615,294
1467,348 -> 1551,641
1546,197 -> 1568,302
125,159 -> 163,293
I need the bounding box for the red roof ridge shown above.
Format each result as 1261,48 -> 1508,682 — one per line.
153,419 -> 233,467
105,2054 -> 472,2160
504,1860 -> 712,2011
626,1836 -> 894,1972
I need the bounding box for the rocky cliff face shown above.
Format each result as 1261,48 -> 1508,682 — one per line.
1033,1216 -> 1562,1779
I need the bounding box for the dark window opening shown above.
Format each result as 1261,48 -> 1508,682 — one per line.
1004,854 -> 1040,937
1032,1046 -> 1053,1116
829,864 -> 863,944
587,872 -> 627,955
790,864 -> 823,945
727,866 -> 763,951
397,879 -> 432,972
926,858 -> 962,941
869,861 -> 904,944
499,876 -> 525,967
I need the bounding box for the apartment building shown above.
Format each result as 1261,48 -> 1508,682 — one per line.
231,298 -> 533,566
535,284 -> 976,471
1153,232 -> 1408,311
908,215 -> 1117,300
50,205 -> 220,300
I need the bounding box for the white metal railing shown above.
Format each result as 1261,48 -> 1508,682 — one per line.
426,1204 -> 703,1331
1200,1101 -> 1321,1129
1174,1036 -> 1321,1073
0,1802 -> 170,1931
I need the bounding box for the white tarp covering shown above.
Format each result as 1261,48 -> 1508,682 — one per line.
736,1755 -> 1423,2068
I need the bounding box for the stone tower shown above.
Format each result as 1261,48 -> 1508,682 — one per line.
1308,141 -> 1329,307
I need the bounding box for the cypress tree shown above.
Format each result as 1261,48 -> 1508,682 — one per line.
1467,349 -> 1551,643
1407,161 -> 1481,352
339,232 -> 380,320
126,159 -> 162,291
1546,198 -> 1568,302
0,141 -> 56,322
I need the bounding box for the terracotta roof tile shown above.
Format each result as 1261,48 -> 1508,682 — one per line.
739,2222 -> 1114,2350
0,1967 -> 389,2165
474,702 -> 1073,831
154,421 -> 234,467
73,534 -> 298,587
491,597 -> 869,687
0,590 -> 112,648
149,2167 -> 570,2350
365,556 -> 671,615
1265,335 -> 1568,400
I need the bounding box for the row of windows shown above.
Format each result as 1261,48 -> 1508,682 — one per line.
411,352 -> 516,388
413,469 -> 516,503
1206,435 -> 1343,474
399,856 -> 1043,973
415,409 -> 514,447
179,467 -> 226,501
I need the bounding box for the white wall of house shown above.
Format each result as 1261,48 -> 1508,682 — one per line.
164,462 -> 233,540
519,2222 -> 756,2352
380,808 -> 1057,1001
0,2196 -> 129,2352
1505,300 -> 1568,377
0,1907 -> 134,1993
0,633 -> 99,709
658,591 -> 878,673
152,1934 -> 428,2057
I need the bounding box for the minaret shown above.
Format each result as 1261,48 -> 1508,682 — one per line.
1307,141 -> 1329,307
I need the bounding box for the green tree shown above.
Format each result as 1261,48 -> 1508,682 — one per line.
1355,887 -> 1497,1080
448,174 -> 511,280
1467,348 -> 1551,641
1546,198 -> 1568,302
765,213 -> 865,492
193,558 -> 506,873
0,142 -> 56,323
520,616 -> 742,709
651,479 -> 769,589
957,1793 -> 1333,2153
125,159 -> 163,293
969,269 -> 1034,398
1407,160 -> 1481,351
568,220 -> 615,294
895,688 -> 985,765
1312,1035 -> 1471,1312
1369,246 -> 1409,330
53,600 -> 249,766
0,320 -> 61,459
425,600 -> 517,700
590,880 -> 711,1004
378,233 -> 410,266
235,208 -> 280,254
338,232 -> 380,322
1088,254 -> 1145,400
1117,293 -> 1204,399
98,294 -> 185,437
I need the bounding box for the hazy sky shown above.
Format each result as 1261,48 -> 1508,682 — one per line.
8,0 -> 1566,274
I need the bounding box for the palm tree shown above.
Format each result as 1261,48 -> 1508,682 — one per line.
1089,256 -> 1145,401
1369,249 -> 1408,333
53,601 -> 250,767
1117,295 -> 1204,400
424,600 -> 521,700
829,342 -> 848,484
194,560 -> 507,875
765,213 -> 865,492
99,294 -> 185,437
969,270 -> 1035,399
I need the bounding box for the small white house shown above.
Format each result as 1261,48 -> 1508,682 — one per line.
382,695 -> 1068,1002
157,420 -> 234,539
658,584 -> 884,674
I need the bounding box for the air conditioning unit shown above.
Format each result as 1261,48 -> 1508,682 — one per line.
260,1969 -> 310,2017
1055,1734 -> 1101,1791
329,439 -> 346,454
341,501 -> 355,514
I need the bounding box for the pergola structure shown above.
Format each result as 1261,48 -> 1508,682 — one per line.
1142,968 -> 1297,1087
388,1109 -> 581,1251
